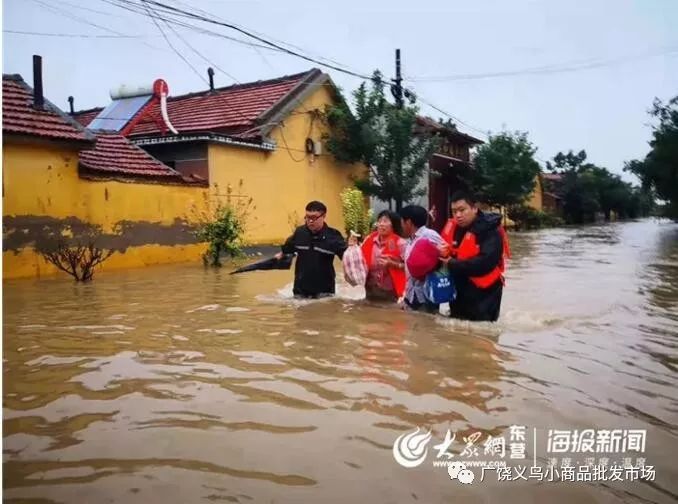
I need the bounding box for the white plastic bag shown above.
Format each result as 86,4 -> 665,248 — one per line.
342,245 -> 367,286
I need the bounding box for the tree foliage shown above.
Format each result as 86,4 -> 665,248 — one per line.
467,131 -> 541,208
625,96 -> 678,219
547,150 -> 653,223
194,181 -> 254,267
323,71 -> 439,211
340,187 -> 373,238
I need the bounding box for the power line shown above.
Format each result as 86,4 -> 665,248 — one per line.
98,0 -> 305,55
26,0 -> 164,51
107,0 -> 374,80
82,0 -> 493,142
28,0 -> 129,36
140,1 -> 268,128
277,125 -> 308,163
53,0 -> 126,18
104,0 -> 494,139
141,1 -> 206,85
406,46 -> 678,82
155,11 -> 240,84
413,94 -> 489,138
166,0 -> 360,74
3,29 -> 141,38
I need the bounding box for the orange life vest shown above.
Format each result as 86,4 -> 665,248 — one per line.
441,218 -> 511,289
361,231 -> 407,297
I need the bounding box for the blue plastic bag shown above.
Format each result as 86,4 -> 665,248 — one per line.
425,265 -> 456,304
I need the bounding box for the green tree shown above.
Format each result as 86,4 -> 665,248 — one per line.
467,131 -> 541,208
323,71 -> 439,212
340,187 -> 373,238
193,181 -> 254,267
625,96 -> 678,219
547,150 -> 601,223
548,150 -> 652,223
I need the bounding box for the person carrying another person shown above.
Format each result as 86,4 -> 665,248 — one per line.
439,190 -> 510,322
400,205 -> 444,313
348,210 -> 407,302
276,201 -> 347,299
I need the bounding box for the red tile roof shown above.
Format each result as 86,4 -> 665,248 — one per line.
2,74 -> 94,143
72,107 -> 103,127
415,116 -> 484,145
127,70 -> 319,137
79,133 -> 193,183
542,173 -> 564,182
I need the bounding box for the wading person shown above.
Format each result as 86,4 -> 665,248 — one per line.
276,201 -> 347,299
440,191 -> 510,322
348,210 -> 407,302
400,205 -> 444,313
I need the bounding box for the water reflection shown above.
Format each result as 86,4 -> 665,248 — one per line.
3,220 -> 678,503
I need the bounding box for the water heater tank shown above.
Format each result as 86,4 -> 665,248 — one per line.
109,83 -> 154,100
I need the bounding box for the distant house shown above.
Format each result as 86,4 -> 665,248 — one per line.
370,117 -> 484,231
540,173 -> 564,214
73,69 -> 365,244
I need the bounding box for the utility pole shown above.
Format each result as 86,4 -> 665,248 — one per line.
391,48 -> 403,109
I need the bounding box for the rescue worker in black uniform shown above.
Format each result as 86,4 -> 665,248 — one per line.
276,201 -> 348,298
440,191 -> 510,322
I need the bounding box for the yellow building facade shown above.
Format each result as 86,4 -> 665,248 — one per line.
3,70 -> 364,280
3,142 -> 207,279
527,173 -> 544,211
208,84 -> 363,244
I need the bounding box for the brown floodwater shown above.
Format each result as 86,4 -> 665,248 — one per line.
3,220 -> 677,503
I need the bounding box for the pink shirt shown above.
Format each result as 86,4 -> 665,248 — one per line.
365,234 -> 407,292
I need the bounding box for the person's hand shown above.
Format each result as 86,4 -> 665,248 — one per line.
348,234 -> 358,247
438,243 -> 451,258
376,256 -> 389,267
274,252 -> 283,260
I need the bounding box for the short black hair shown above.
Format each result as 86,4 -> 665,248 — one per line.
450,190 -> 477,206
305,201 -> 327,213
400,205 -> 428,228
377,209 -> 403,236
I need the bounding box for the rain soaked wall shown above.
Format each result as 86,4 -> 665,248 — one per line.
2,142 -> 208,279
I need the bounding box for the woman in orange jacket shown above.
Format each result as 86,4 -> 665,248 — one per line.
349,210 -> 407,302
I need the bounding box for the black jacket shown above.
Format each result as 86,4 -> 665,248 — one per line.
281,224 -> 347,297
448,211 -> 504,322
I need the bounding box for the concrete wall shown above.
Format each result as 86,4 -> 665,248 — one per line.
3,142 -> 207,279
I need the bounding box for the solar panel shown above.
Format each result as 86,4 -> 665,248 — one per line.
88,95 -> 152,131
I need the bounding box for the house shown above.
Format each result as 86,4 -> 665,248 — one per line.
539,173 -> 564,214
370,116 -> 484,231
4,57 -> 365,279
2,65 -> 207,279
73,69 -> 365,244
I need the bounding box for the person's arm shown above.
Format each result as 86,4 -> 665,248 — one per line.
447,229 -> 502,277
278,230 -> 297,257
386,238 -> 407,270
329,229 -> 348,259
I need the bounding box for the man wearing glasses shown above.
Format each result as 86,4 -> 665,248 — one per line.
275,201 -> 348,298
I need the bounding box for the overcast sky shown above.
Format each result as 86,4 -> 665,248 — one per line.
4,0 -> 677,181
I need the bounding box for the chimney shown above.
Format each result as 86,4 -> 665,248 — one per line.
207,67 -> 215,91
33,55 -> 44,110
68,96 -> 74,115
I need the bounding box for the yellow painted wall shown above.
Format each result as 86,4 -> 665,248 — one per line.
4,85 -> 366,279
208,85 -> 366,245
527,174 -> 543,211
3,142 -> 207,279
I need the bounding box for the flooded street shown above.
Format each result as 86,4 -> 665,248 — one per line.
3,220 -> 677,503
